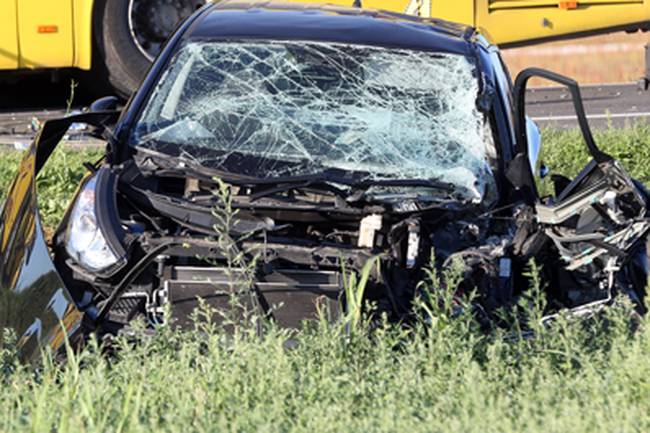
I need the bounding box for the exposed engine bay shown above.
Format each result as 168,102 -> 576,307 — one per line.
50,149 -> 650,335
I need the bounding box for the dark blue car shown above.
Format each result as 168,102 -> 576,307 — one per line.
2,0 -> 649,360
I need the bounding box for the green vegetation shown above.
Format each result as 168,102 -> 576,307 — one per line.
2,124 -> 650,433
2,276 -> 648,432
541,122 -> 650,183
0,146 -> 102,229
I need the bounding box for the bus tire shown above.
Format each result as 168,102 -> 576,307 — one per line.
93,0 -> 153,98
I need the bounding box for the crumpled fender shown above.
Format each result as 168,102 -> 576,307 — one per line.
0,111 -> 118,361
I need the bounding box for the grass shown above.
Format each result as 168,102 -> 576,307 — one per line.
1,280 -> 649,432
0,146 -> 103,230
2,124 -> 650,432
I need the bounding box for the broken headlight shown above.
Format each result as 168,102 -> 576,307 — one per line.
65,173 -> 125,274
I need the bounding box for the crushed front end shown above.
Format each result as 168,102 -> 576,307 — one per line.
41,42 -> 650,337
3,26 -> 650,358
51,39 -> 516,333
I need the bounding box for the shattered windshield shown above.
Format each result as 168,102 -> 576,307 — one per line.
131,40 -> 497,202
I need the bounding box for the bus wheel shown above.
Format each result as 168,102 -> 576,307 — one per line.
93,0 -> 205,98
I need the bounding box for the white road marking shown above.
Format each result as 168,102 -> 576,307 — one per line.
532,111 -> 650,122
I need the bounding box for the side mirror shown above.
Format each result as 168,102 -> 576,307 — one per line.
525,115 -> 541,175
86,96 -> 121,139
89,96 -> 120,112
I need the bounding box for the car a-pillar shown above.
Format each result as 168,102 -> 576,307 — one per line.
92,0 -> 206,98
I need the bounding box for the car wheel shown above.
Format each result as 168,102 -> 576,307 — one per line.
93,0 -> 206,98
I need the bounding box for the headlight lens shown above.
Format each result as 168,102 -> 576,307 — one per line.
65,174 -> 121,272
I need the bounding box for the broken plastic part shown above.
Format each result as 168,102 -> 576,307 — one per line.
498,257 -> 511,278
537,161 -> 650,300
358,214 -> 382,248
132,41 -> 497,202
406,221 -> 420,268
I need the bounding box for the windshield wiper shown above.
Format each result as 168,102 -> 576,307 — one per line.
135,148 -> 261,184
345,178 -> 456,203
351,178 -> 454,191
249,180 -> 348,201
136,151 -> 353,201
248,173 -> 455,202
236,169 -> 362,201
135,149 -> 457,203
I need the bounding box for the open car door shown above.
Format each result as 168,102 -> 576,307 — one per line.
0,112 -> 117,361
512,68 -> 650,314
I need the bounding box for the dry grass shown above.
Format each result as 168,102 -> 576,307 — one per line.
501,31 -> 649,85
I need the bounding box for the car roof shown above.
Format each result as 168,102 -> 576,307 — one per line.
188,0 -> 477,56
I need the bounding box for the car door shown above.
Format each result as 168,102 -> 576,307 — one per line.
0,123 -> 83,361
510,68 -> 650,309
0,0 -> 19,69
0,112 -> 117,361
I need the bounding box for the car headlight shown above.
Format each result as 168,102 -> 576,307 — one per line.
65,173 -> 124,273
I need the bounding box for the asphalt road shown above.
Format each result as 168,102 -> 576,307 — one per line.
0,75 -> 98,147
526,83 -> 650,129
1,79 -> 648,147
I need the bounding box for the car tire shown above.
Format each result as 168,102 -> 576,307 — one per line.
93,0 -> 152,99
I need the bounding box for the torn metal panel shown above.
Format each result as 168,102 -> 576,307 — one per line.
536,160 -> 650,307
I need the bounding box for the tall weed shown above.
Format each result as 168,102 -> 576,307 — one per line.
1,127 -> 650,432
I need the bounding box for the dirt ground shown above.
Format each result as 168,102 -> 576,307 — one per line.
502,31 -> 650,85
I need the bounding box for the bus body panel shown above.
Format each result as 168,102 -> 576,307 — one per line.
475,0 -> 650,46
282,0 -> 649,45
1,0 -> 649,74
72,0 -> 95,70
0,0 -> 19,69
17,0 -> 75,68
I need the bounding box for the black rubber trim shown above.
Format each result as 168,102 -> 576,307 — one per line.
513,67 -> 610,163
96,240 -> 181,323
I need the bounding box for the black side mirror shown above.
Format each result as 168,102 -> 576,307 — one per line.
89,96 -> 120,112
86,96 -> 121,140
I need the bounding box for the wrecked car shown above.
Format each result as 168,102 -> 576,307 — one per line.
2,0 -> 650,361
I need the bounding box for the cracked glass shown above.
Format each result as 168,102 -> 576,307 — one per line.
131,40 -> 497,202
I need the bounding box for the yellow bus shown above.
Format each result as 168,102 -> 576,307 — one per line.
1,0 -> 649,97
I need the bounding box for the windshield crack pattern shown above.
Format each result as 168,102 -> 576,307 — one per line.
134,41 -> 497,202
